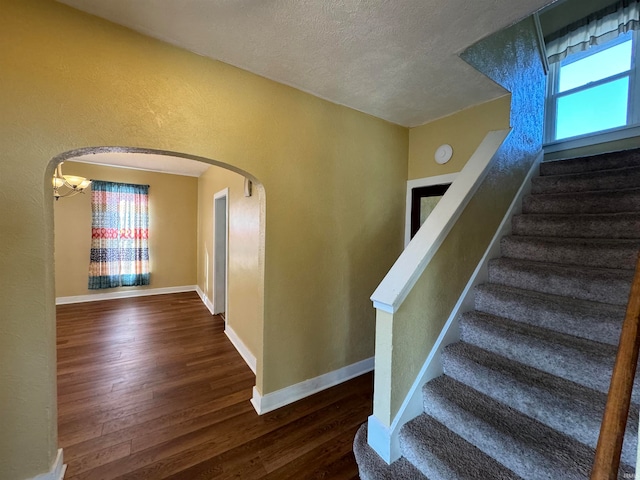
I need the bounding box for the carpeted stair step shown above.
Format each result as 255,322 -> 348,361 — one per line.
522,188 -> 640,214
512,212 -> 640,239
353,425 -> 428,480
458,311 -> 640,402
400,414 -> 521,480
420,376 -> 602,480
500,235 -> 640,270
474,283 -> 625,345
540,149 -> 640,176
531,165 -> 640,194
356,149 -> 640,480
487,257 -> 633,305
441,342 -> 639,466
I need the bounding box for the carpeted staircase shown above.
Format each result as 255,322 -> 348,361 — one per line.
354,149 -> 640,479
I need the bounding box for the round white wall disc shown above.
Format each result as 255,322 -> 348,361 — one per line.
434,144 -> 453,164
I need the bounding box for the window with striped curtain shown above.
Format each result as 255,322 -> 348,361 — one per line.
545,0 -> 640,141
88,181 -> 150,289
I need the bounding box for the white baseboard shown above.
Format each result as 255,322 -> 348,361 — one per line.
55,285 -> 198,305
368,150 -> 543,464
225,325 -> 257,373
29,449 -> 65,480
251,356 -> 374,415
195,285 -> 216,316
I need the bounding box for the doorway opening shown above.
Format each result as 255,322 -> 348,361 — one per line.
409,183 -> 452,239
51,146 -> 265,476
213,189 -> 228,318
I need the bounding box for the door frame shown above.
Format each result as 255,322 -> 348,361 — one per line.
213,188 -> 229,317
404,173 -> 458,247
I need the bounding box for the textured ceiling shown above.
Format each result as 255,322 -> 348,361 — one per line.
57,0 -> 554,127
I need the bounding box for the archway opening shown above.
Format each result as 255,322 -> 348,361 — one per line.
49,146 -> 266,475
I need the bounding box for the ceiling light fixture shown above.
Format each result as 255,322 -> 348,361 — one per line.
53,162 -> 92,200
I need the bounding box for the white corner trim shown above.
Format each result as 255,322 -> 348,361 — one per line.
372,129 -> 511,314
195,285 -> 216,316
213,188 -> 230,316
29,449 -> 66,480
55,285 -> 198,305
368,150 -> 543,464
533,12 -> 549,75
367,415 -> 395,463
224,325 -> 257,373
213,187 -> 230,200
544,124 -> 640,156
404,173 -> 459,247
251,356 -> 374,415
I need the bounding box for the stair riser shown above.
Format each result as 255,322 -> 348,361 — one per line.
522,190 -> 640,215
422,379 -> 595,480
357,149 -> 640,480
400,415 -> 520,480
458,315 -> 639,400
531,167 -> 640,194
540,150 -> 640,176
488,261 -> 633,305
474,285 -> 623,345
512,214 -> 640,239
500,237 -> 640,270
399,441 -> 457,480
441,345 -> 639,466
353,425 -> 429,480
399,442 -> 456,480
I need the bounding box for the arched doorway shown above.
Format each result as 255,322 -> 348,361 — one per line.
50,146 -> 265,474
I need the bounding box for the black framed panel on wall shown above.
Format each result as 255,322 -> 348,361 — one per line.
410,183 -> 451,239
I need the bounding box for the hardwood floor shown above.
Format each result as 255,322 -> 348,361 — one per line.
57,292 -> 371,479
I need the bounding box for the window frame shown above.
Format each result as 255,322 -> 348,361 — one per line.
545,30 -> 640,144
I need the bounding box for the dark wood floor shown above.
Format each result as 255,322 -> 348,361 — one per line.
57,292 -> 372,479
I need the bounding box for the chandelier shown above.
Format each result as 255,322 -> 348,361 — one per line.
53,162 -> 92,200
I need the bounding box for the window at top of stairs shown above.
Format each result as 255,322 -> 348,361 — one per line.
548,32 -> 633,141
544,0 -> 640,143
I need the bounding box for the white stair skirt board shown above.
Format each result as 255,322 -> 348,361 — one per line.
368,150 -> 543,464
224,325 -> 257,374
56,285 -> 198,305
196,285 -> 216,316
251,357 -> 375,415
29,449 -> 66,480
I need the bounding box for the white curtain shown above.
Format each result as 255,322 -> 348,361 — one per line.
547,0 -> 640,64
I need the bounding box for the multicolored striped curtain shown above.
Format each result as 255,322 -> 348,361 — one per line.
88,181 -> 150,289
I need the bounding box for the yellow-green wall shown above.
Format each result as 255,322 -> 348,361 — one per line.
54,162 -> 198,297
408,96 -> 512,179
0,0 -> 407,477
197,166 -> 264,363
